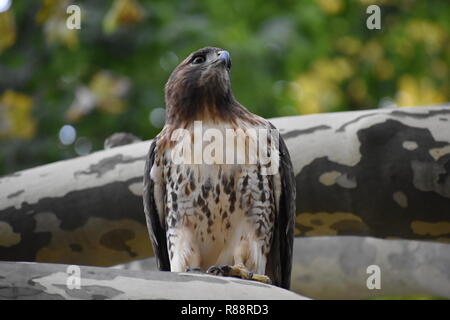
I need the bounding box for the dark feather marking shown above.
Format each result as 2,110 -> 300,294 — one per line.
243,174 -> 249,187
261,191 -> 266,202
190,175 -> 196,191
227,176 -> 235,195
185,184 -> 191,196
222,175 -> 230,194
215,184 -> 221,196
229,191 -> 236,213
257,169 -> 264,190
171,192 -> 178,211
202,180 -> 212,198
204,206 -> 211,219
197,195 -> 205,207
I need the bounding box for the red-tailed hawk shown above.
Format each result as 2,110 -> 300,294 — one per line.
143,47 -> 295,288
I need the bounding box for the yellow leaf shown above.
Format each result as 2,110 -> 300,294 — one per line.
315,0 -> 343,15
335,36 -> 362,56
103,0 -> 144,34
374,59 -> 394,80
90,71 -> 130,114
0,10 -> 16,52
406,19 -> 447,53
348,78 -> 368,103
396,75 -> 447,107
35,0 -> 62,24
0,90 -> 35,140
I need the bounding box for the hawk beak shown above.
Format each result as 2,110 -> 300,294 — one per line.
217,50 -> 232,70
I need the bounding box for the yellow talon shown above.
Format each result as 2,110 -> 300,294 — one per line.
207,264 -> 272,285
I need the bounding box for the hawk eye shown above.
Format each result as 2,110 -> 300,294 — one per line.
192,55 -> 206,65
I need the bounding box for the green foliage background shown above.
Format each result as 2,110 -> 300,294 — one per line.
0,0 -> 449,175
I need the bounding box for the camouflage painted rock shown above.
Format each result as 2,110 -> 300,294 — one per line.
0,105 -> 449,266
290,236 -> 450,299
273,106 -> 450,242
0,141 -> 152,265
0,261 -> 307,300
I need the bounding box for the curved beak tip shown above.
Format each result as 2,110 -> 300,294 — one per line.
218,50 -> 232,69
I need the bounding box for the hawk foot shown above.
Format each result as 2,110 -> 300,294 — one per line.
206,264 -> 272,285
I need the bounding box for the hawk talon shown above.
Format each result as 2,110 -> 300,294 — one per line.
206,264 -> 230,276
206,264 -> 272,285
251,273 -> 272,285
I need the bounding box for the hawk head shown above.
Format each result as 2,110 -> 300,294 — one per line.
164,47 -> 236,124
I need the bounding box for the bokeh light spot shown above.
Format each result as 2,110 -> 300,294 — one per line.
149,107 -> 166,128
59,125 -> 77,145
74,137 -> 93,156
0,0 -> 12,13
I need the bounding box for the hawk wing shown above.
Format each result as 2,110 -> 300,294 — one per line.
266,123 -> 296,289
143,139 -> 171,271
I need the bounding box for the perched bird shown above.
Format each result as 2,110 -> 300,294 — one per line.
143,47 -> 296,288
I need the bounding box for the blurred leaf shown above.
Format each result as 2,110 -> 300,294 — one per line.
0,90 -> 35,140
0,10 -> 15,53
90,71 -> 130,114
291,57 -> 354,114
315,0 -> 344,15
396,75 -> 447,107
35,0 -> 61,24
406,19 -> 447,53
65,86 -> 97,122
103,0 -> 145,34
65,71 -> 131,122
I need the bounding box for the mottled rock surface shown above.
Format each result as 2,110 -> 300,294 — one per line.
0,261 -> 307,300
